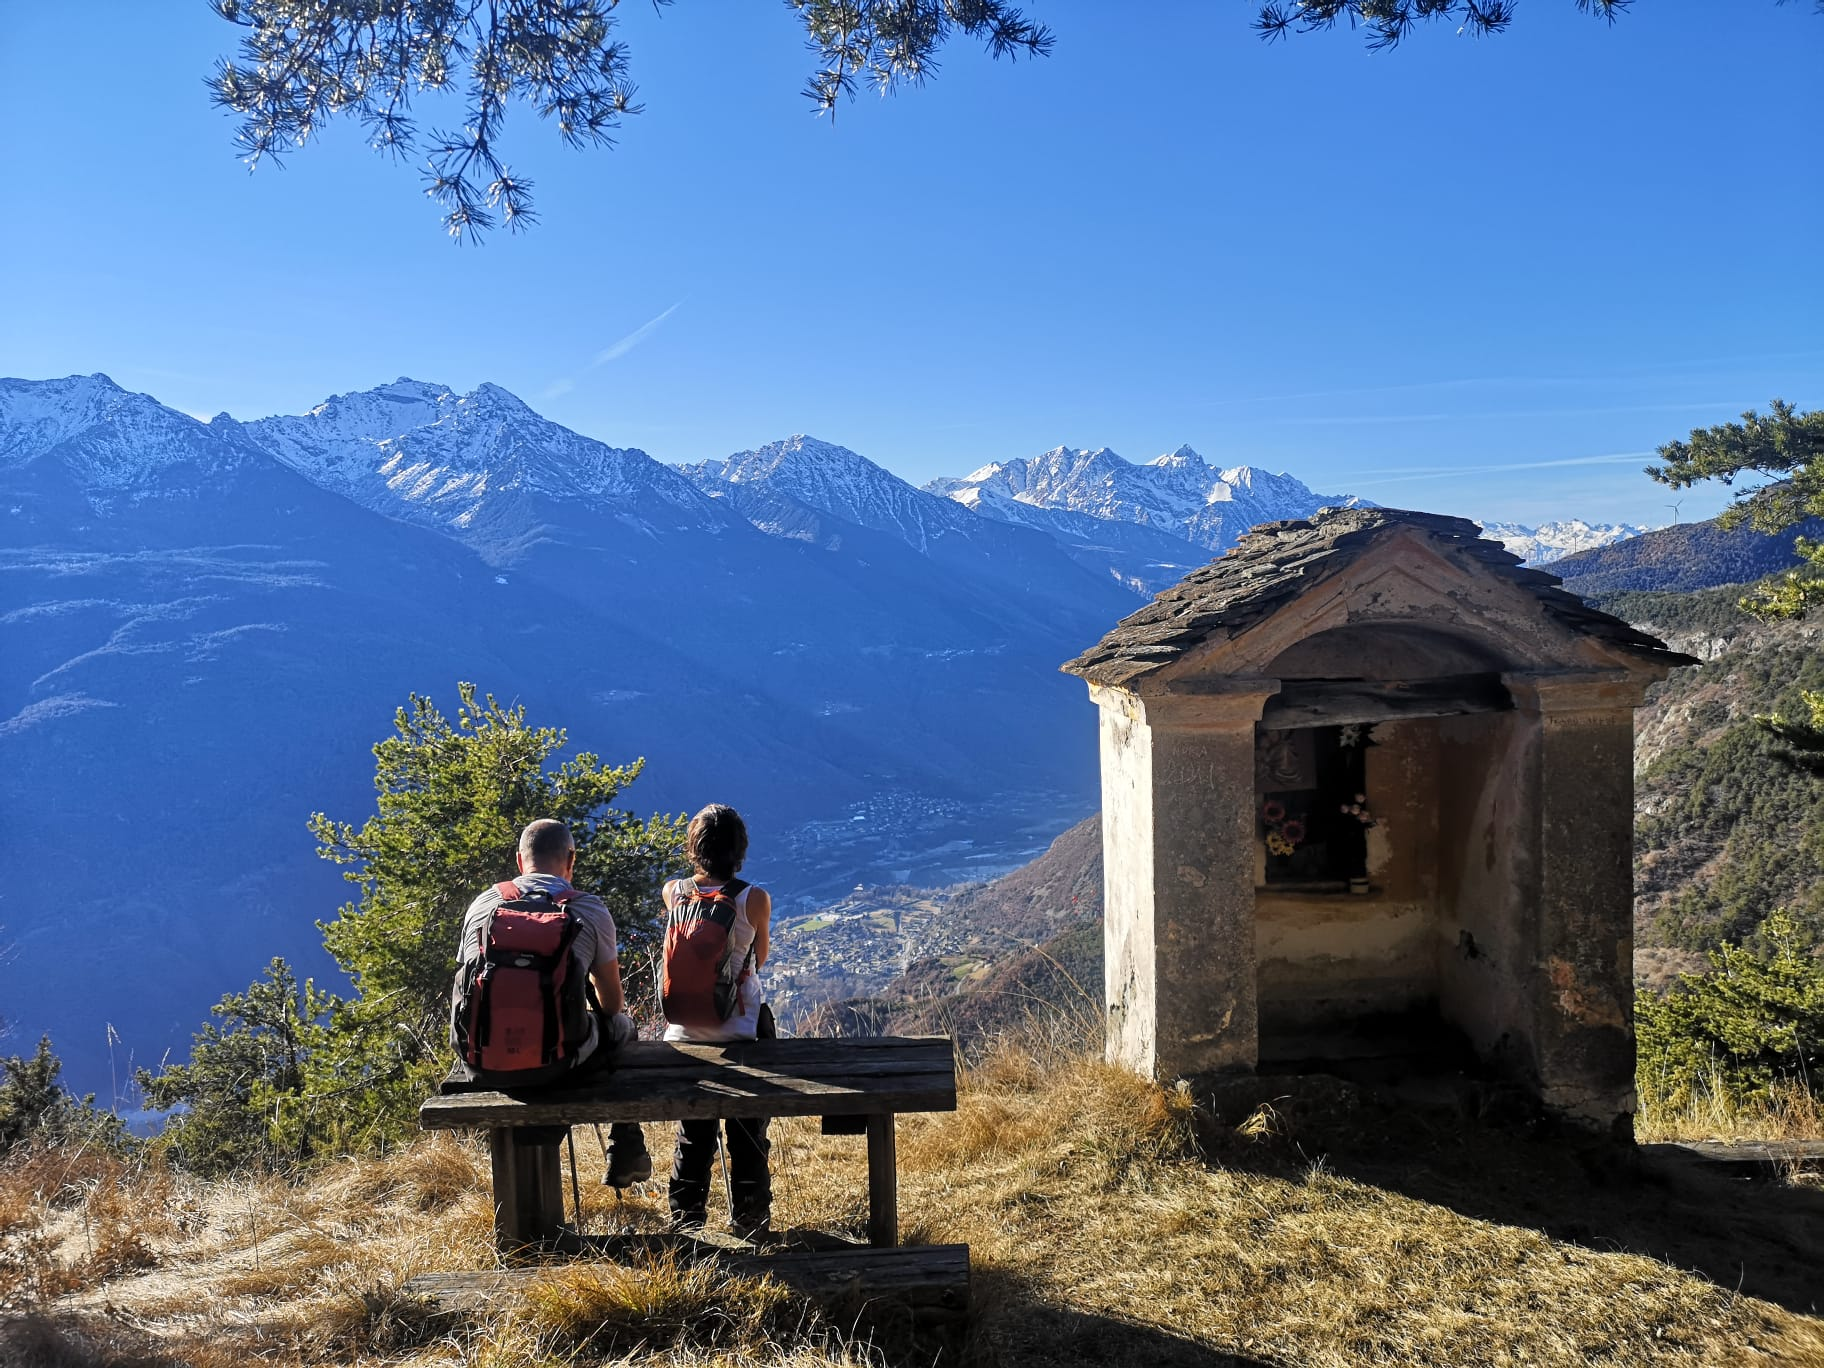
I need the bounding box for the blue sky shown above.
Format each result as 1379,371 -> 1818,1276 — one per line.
2,1 -> 1819,527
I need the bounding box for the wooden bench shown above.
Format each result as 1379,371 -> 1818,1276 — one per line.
418,1035 -> 957,1253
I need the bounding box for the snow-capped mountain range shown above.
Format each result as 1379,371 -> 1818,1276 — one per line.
241,379 -> 730,556
1477,519 -> 1650,566
928,442 -> 1371,557
3,371 -> 1639,579
1,370 -> 1648,1094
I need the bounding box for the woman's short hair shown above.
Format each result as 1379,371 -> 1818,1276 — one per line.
686,804 -> 748,882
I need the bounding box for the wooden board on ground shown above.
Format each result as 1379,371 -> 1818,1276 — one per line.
1643,1140 -> 1824,1171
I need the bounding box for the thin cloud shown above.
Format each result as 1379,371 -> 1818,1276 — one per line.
592,301 -> 683,367
1349,451 -> 1654,488
536,300 -> 686,398
1198,349 -> 1824,410
1254,400 -> 1747,427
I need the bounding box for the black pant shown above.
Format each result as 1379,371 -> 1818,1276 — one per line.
578,1005 -> 648,1159
669,1116 -> 770,1221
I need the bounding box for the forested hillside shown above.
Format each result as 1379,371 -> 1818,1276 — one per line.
1553,517 -> 1821,596
1612,589 -> 1824,958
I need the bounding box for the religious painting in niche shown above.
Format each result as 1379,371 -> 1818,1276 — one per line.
1257,724 -> 1372,886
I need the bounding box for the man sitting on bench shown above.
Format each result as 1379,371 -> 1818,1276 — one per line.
447,817 -> 652,1188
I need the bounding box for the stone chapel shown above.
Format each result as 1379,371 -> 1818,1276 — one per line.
1062,507 -> 1696,1132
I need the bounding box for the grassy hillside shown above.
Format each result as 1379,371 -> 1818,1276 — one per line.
4,1042 -> 1821,1367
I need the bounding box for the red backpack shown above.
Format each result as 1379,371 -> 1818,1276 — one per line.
450,881 -> 592,1086
661,879 -> 752,1030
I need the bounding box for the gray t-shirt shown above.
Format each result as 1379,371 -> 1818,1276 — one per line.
456,872 -> 620,1061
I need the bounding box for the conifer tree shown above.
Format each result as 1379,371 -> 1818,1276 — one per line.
1254,0 -> 1818,48
208,0 -> 1052,239
140,684 -> 685,1169
1650,400 -> 1824,763
137,960 -> 329,1171
309,684 -> 684,1065
0,1037 -> 128,1157
1637,911 -> 1824,1115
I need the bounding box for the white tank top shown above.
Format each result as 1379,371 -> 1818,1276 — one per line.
661,878 -> 764,1042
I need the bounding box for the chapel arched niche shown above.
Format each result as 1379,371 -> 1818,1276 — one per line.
1250,622 -> 1525,1069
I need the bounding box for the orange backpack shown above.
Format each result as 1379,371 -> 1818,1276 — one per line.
661,879 -> 752,1029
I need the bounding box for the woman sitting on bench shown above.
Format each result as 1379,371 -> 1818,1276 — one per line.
659,803 -> 775,1240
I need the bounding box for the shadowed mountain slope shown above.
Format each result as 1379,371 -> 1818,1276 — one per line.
0,378 -> 1124,1093
1553,513 -> 1819,596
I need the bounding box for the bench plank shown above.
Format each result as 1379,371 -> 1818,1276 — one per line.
500,1053 -> 955,1087
421,1039 -> 957,1130
596,1038 -> 955,1064
403,1242 -> 970,1326
563,1059 -> 954,1083
423,1073 -> 954,1127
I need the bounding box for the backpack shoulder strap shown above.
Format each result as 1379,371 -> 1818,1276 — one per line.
721,877 -> 750,901
493,879 -> 521,901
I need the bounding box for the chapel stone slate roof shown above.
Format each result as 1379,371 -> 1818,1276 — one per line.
1061,507 -> 1697,691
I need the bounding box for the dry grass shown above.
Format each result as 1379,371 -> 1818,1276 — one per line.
1637,1075 -> 1824,1145
508,1254 -> 815,1359
3,1044 -> 1822,1367
0,1145 -> 192,1310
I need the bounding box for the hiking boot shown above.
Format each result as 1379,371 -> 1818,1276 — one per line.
603,1146 -> 653,1189
729,1210 -> 772,1244
665,1207 -> 707,1233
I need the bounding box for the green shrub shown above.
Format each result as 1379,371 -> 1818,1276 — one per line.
0,1037 -> 130,1157
1637,911 -> 1824,1117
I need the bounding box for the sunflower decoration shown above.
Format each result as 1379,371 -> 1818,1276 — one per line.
1260,800 -> 1305,856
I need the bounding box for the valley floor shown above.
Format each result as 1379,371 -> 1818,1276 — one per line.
4,1043 -> 1822,1367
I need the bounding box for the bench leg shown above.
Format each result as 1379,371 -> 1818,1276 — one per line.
866,1113 -> 898,1248
489,1129 -> 566,1253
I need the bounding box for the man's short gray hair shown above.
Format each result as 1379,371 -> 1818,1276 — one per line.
519,818 -> 575,864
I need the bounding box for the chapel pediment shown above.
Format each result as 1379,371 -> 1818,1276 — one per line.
1061,507 -> 1696,694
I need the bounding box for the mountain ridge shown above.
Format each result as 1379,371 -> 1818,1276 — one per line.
241,380 -> 732,564
1553,513 -> 1819,596
926,441 -> 1372,557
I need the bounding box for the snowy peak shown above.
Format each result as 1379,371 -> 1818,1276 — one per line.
1147,444 -> 1208,470
242,380 -> 725,553
706,434 -> 897,489
683,435 -> 978,554
930,442 -> 1368,554
297,377 -> 454,440
0,373 -> 263,492
1478,519 -> 1648,566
